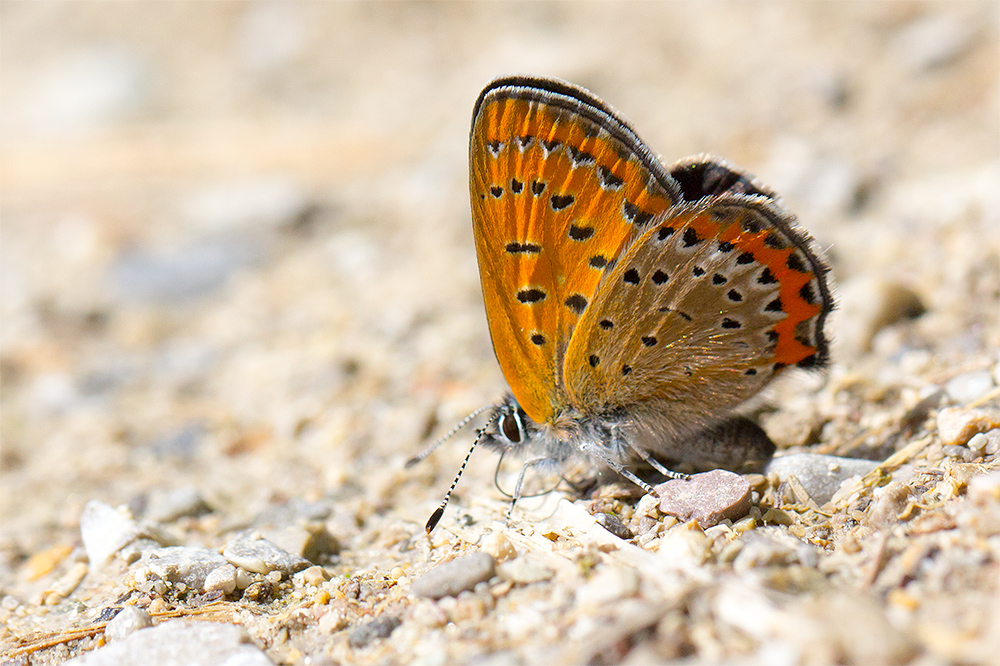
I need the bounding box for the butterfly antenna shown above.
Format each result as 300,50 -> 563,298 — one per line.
424,425 -> 488,533
406,405 -> 492,468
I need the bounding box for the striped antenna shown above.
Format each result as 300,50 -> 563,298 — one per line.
424,425 -> 488,533
405,404 -> 492,468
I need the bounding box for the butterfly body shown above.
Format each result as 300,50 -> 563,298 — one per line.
416,76 -> 834,531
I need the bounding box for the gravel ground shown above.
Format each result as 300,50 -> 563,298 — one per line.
2,2 -> 998,665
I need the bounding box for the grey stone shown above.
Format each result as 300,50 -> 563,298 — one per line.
734,528 -> 818,571
81,501 -> 142,568
258,524 -> 340,563
223,532 -> 311,576
180,178 -> 311,232
103,606 -> 152,643
984,429 -> 1000,456
66,620 -> 274,665
348,615 -> 401,648
410,552 -> 496,599
111,239 -> 263,304
21,46 -> 150,136
141,546 -> 229,590
145,486 -> 211,523
81,501 -> 175,570
149,423 -> 206,461
497,555 -> 554,585
655,470 -> 753,528
594,513 -> 633,540
766,454 -> 879,505
944,370 -> 995,406
893,13 -> 974,71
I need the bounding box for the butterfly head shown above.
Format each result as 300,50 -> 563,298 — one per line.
479,393 -> 537,455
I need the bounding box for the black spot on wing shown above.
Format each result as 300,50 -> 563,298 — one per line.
764,233 -> 787,249
565,293 -> 588,314
597,166 -> 624,190
682,227 -> 702,247
505,242 -> 541,254
800,282 -> 816,305
517,289 -> 546,304
657,226 -> 675,241
589,255 -> 608,268
623,201 -> 653,226
567,146 -> 596,166
758,267 -> 777,285
787,252 -> 808,273
551,194 -> 575,211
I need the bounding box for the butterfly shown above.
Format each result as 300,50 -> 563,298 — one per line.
411,75 -> 834,532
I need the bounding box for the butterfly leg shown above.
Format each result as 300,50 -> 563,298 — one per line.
506,456 -> 559,524
620,438 -> 688,481
577,442 -> 655,494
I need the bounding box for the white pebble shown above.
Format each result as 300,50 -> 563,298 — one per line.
203,564 -> 237,594
104,606 -> 152,643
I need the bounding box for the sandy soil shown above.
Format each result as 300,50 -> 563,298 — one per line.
2,2 -> 998,665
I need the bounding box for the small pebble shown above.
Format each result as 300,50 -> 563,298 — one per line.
297,565 -> 329,587
259,525 -> 339,562
968,471 -> 1000,504
892,13 -> 974,71
655,520 -> 711,566
347,615 -> 401,648
235,568 -> 253,590
655,470 -> 752,528
594,513 -> 633,540
242,581 -> 272,603
203,564 -> 238,594
867,481 -> 912,528
575,566 -> 640,606
766,454 -> 879,505
410,552 -> 496,599
733,529 -> 816,571
318,609 -> 348,633
142,547 -> 230,590
222,532 -> 311,576
967,433 -> 988,454
984,429 -> 1000,455
944,370 -> 995,405
145,487 -> 211,523
497,555 -> 555,585
480,531 -> 518,562
80,501 -> 141,568
66,619 -> 274,666
937,407 -> 1000,446
103,606 -> 152,643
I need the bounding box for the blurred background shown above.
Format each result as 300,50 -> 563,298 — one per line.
1,1 -> 997,571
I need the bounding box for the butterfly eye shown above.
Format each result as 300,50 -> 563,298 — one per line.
499,411 -> 522,443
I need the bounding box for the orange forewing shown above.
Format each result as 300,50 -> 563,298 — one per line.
470,90 -> 674,424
